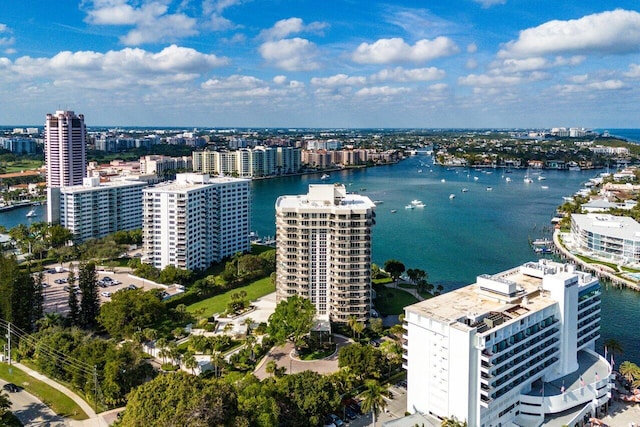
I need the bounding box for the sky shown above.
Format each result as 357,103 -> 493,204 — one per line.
1,1 -> 640,129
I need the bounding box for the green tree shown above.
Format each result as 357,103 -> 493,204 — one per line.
184,351 -> 198,374
67,270 -> 80,326
235,375 -> 280,427
119,372 -> 240,426
0,391 -> 11,416
98,289 -> 165,340
267,295 -> 315,348
338,343 -> 384,381
604,338 -> 623,362
276,370 -> 340,427
384,259 -> 405,283
0,254 -> 41,332
78,262 -> 100,328
360,380 -> 389,427
441,416 -> 468,427
369,317 -> 384,335
619,361 -> 640,388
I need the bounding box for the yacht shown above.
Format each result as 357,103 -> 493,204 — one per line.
26,208 -> 37,218
541,185 -> 549,189
391,209 -> 397,213
486,187 -> 493,191
320,174 -> 330,180
441,179 -> 446,183
449,194 -> 456,200
523,176 -> 533,183
461,188 -> 469,193
538,175 -> 546,181
411,199 -> 423,205
505,177 -> 512,182
473,176 -> 479,181
405,204 -> 415,210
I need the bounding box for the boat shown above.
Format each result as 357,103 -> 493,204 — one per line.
449,194 -> 456,200
391,209 -> 397,213
532,238 -> 552,246
538,175 -> 546,181
473,177 -> 479,181
461,188 -> 469,192
373,200 -> 384,205
411,199 -> 423,205
26,208 -> 37,218
441,179 -> 446,183
541,185 -> 549,189
505,177 -> 512,182
534,247 -> 553,254
320,174 -> 330,180
523,176 -> 533,183
405,204 -> 415,210
417,169 -> 423,173
414,202 -> 425,208
486,187 -> 493,191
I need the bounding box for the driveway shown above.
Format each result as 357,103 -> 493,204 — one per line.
254,334 -> 351,379
1,379 -> 67,426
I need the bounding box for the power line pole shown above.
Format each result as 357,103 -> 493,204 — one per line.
93,365 -> 98,414
6,321 -> 11,366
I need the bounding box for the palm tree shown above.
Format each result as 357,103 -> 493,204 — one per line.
353,321 -> 365,340
184,352 -> 198,375
604,338 -> 623,364
619,361 -> 640,388
37,312 -> 63,330
211,351 -> 225,377
265,360 -> 277,377
360,379 -> 388,427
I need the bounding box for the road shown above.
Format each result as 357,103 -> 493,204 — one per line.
1,379 -> 67,426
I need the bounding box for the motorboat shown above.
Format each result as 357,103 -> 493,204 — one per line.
473,176 -> 479,181
320,174 -> 330,180
414,202 -> 425,208
373,200 -> 384,205
411,199 -> 422,205
486,187 -> 493,191
524,177 -> 533,183
391,209 -> 397,213
405,204 -> 415,209
26,208 -> 37,218
449,194 -> 456,200
505,177 -> 512,182
538,175 -> 546,181
441,179 -> 446,183
461,188 -> 469,192
541,185 -> 549,189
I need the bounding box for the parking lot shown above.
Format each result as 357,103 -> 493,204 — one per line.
40,265 -> 172,314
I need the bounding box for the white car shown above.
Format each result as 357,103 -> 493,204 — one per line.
100,291 -> 112,298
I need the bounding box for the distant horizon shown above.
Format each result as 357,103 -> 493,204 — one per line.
1,2 -> 639,127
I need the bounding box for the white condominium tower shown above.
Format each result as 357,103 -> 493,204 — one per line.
143,173 -> 250,271
60,177 -> 147,243
275,184 -> 375,322
45,110 -> 87,223
403,260 -> 610,427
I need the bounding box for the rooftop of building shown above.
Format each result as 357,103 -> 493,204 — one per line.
405,260 -> 597,335
276,184 -> 375,210
572,213 -> 640,239
61,177 -> 147,193
144,173 -> 250,193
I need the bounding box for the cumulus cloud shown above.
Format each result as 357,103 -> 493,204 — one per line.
83,0 -> 198,45
355,86 -> 411,97
352,37 -> 458,64
459,71 -> 548,87
499,9 -> 640,58
201,74 -> 304,99
624,64 -> 640,78
202,0 -> 244,31
259,17 -> 327,41
259,38 -> 320,71
555,79 -> 625,94
371,67 -> 445,82
311,74 -> 367,87
3,45 -> 227,89
0,23 -> 15,48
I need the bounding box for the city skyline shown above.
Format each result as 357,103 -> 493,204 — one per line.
1,1 -> 639,128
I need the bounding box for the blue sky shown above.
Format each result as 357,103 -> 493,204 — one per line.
1,0 -> 639,128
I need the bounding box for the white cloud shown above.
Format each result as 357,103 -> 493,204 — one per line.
371,67 -> 445,82
273,75 -> 287,85
459,71 -> 548,87
466,59 -> 478,69
311,74 -> 367,87
467,43 -> 478,54
473,0 -> 506,8
83,0 -> 198,45
624,64 -> 640,78
499,9 -> 640,58
355,86 -> 411,97
259,18 -> 327,41
0,23 -> 15,48
352,37 -> 458,64
259,38 -> 320,71
201,74 -> 305,99
555,79 -> 625,94
3,45 -> 227,89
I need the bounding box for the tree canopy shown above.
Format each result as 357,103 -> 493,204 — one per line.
267,295 -> 315,346
384,259 -> 405,281
97,288 -> 166,339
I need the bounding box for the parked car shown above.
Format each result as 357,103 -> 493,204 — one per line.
128,284 -> 138,290
63,285 -> 70,292
344,406 -> 358,420
101,291 -> 112,298
328,414 -> 344,427
3,383 -> 20,392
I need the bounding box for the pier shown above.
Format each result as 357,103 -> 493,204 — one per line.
551,229 -> 640,291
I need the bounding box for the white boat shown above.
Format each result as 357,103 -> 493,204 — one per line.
541,185 -> 549,189
26,208 -> 37,218
391,209 -> 397,213
473,177 -> 479,181
417,169 -> 423,173
505,177 -> 512,182
538,175 -> 546,181
524,177 -> 533,183
320,174 -> 330,180
461,188 -> 469,192
441,179 -> 446,183
411,199 -> 423,205
373,200 -> 384,205
414,202 -> 425,208
486,187 -> 493,191
405,204 -> 415,210
449,194 -> 456,200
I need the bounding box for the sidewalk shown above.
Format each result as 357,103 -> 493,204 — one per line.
13,362 -> 115,426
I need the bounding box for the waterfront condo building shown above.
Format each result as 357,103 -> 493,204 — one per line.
45,110 -> 87,223
275,184 -> 375,322
192,147 -> 301,178
143,173 -> 250,271
569,213 -> 640,264
404,260 -> 610,427
60,177 -> 147,243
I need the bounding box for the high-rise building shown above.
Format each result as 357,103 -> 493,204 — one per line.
403,260 -> 611,427
59,177 -> 147,243
142,173 -> 251,271
275,184 -> 375,322
192,147 -> 301,178
45,110 -> 87,223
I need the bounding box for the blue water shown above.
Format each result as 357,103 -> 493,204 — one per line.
1,159 -> 637,364
596,128 -> 640,143
0,203 -> 47,230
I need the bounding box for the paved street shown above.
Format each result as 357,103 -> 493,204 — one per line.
1,378 -> 67,426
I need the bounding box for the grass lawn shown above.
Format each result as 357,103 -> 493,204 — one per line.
3,160 -> 43,173
374,287 -> 419,315
0,364 -> 89,420
373,277 -> 393,285
575,255 -> 619,271
187,277 -> 275,318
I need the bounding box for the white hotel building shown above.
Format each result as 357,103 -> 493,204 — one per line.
275,184 -> 375,322
60,177 -> 147,243
143,173 -> 250,271
192,146 -> 301,178
404,260 -> 610,427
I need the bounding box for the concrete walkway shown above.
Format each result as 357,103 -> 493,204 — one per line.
13,362 -> 117,426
